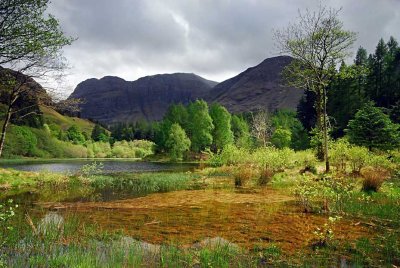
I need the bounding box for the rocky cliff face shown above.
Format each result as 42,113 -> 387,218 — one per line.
69,56 -> 303,124
69,73 -> 217,123
206,56 -> 303,113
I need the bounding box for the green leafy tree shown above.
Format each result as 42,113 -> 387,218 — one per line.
187,100 -> 214,152
66,125 -> 86,145
0,0 -> 74,157
231,115 -> 252,148
271,109 -> 309,150
274,5 -> 357,171
209,103 -> 234,152
347,102 -> 399,150
271,127 -> 292,149
165,123 -> 191,161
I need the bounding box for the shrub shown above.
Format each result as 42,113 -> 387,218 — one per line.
253,147 -> 295,171
294,150 -> 317,174
4,125 -> 37,157
216,144 -> 252,166
347,146 -> 369,174
330,139 -> 350,172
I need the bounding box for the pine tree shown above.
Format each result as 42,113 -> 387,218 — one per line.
347,102 -> 399,150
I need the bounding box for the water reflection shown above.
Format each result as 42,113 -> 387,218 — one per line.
0,159 -> 197,173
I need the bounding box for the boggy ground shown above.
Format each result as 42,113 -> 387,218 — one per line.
37,188 -> 371,254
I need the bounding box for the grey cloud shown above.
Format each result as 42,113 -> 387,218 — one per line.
47,0 -> 400,95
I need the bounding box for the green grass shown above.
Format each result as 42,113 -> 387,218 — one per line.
40,105 -> 95,133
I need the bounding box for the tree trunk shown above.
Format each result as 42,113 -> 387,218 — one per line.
323,87 -> 330,172
0,105 -> 12,157
315,90 -> 324,160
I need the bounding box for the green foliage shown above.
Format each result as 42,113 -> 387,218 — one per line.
231,115 -> 252,148
252,147 -> 295,171
271,127 -> 291,149
347,102 -> 400,150
0,199 -> 17,247
271,109 -> 309,150
187,100 -> 214,152
209,103 -> 234,152
294,175 -> 356,213
66,125 -> 86,145
4,125 -> 37,156
91,124 -> 109,142
165,123 -> 190,161
312,216 -> 342,248
110,140 -> 154,158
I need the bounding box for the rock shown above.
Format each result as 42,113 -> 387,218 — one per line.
191,237 -> 240,251
118,236 -> 161,256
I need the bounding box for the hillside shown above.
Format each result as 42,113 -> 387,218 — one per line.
40,105 -> 95,134
207,56 -> 303,113
69,73 -> 217,124
68,56 -> 303,124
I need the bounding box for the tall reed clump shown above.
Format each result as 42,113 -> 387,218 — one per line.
233,165 -> 256,187
361,167 -> 390,192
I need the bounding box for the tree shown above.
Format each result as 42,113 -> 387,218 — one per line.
347,102 -> 399,150
231,115 -> 252,148
0,0 -> 73,157
91,124 -> 109,142
271,109 -> 309,150
187,100 -> 214,152
165,123 -> 191,161
251,110 -> 273,147
209,103 -> 234,152
271,127 -> 292,149
66,125 -> 86,145
274,5 -> 357,171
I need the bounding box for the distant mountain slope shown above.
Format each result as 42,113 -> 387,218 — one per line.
207,56 -> 303,113
68,56 -> 303,124
69,73 -> 217,123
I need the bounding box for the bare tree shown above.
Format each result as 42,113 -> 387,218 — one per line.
274,4 -> 356,172
0,0 -> 74,157
251,110 -> 273,147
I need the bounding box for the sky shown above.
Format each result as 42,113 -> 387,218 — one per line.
46,0 -> 400,97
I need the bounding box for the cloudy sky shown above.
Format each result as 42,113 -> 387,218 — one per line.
47,0 -> 400,96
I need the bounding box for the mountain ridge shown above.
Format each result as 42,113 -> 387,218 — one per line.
68,56 -> 303,124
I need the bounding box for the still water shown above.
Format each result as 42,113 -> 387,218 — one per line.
0,159 -> 197,173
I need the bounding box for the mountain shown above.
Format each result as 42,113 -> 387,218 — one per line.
68,56 -> 303,124
69,73 -> 217,123
207,56 -> 303,113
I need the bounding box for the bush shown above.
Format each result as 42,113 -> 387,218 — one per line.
4,125 -> 37,157
347,146 -> 369,174
330,139 -> 350,172
294,150 -> 317,173
253,147 -> 295,171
